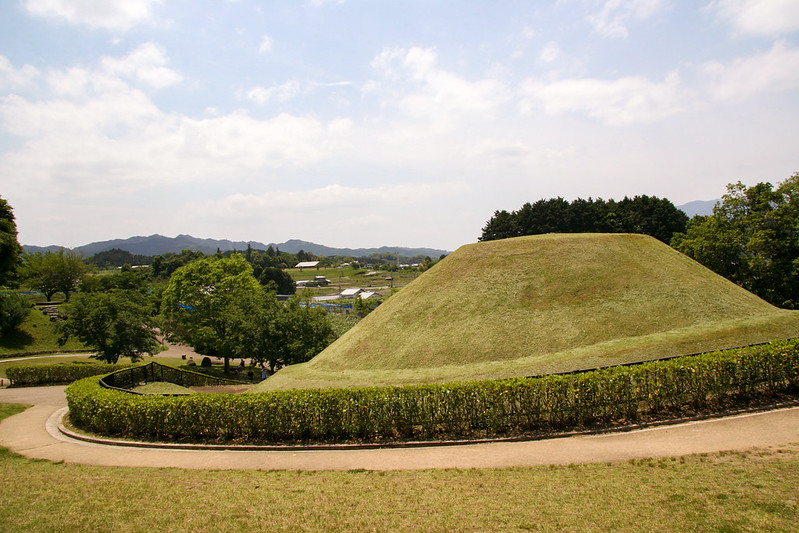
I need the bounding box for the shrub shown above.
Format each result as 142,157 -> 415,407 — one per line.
65,340 -> 799,445
0,293 -> 31,333
7,362 -> 134,386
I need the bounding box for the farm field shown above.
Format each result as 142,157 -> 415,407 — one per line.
287,265 -> 419,296
0,398 -> 796,532
262,233 -> 799,390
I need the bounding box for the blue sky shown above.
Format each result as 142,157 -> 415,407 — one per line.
2,0 -> 798,251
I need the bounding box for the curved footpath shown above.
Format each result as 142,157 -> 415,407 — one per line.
0,385 -> 798,471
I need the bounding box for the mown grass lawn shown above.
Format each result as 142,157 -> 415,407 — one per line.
0,400 -> 795,533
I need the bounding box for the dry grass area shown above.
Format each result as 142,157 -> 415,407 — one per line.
261,234 -> 799,390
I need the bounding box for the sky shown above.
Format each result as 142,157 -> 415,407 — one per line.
1,0 -> 798,252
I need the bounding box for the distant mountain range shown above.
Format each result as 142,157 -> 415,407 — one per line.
21,200 -> 718,258
22,234 -> 451,260
677,200 -> 718,218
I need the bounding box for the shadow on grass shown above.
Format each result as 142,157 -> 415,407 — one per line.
0,330 -> 35,351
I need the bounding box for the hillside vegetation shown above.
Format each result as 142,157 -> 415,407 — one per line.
257,234 -> 799,390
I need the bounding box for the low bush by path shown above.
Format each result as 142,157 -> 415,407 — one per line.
66,339 -> 799,445
7,362 -> 135,387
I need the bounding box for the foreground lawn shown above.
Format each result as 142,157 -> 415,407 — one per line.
0,403 -> 796,532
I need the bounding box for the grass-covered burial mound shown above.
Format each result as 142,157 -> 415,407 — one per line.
259,234 -> 799,390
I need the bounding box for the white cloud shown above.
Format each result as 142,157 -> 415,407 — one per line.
258,35 -> 273,55
0,51 -> 339,198
1,97 -> 335,197
305,0 -> 347,7
711,0 -> 799,35
701,40 -> 799,101
207,182 -> 463,216
24,0 -> 160,31
588,0 -> 665,38
246,80 -> 301,104
368,47 -> 510,128
520,70 -> 688,125
539,42 -> 561,64
100,43 -> 183,89
0,56 -> 40,90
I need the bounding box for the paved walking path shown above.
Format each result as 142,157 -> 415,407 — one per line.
1,385 -> 798,471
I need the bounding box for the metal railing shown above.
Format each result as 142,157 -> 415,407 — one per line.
99,362 -> 247,395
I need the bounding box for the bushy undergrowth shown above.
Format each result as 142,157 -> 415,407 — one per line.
8,362 -> 134,386
66,340 -> 799,444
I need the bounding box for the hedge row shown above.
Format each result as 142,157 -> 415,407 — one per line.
7,362 -> 135,386
66,340 -> 799,444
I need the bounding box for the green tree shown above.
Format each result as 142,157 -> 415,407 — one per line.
21,249 -> 88,301
81,267 -> 152,294
0,196 -> 23,287
267,296 -> 336,368
57,290 -> 160,363
672,173 -> 799,308
0,293 -> 31,334
352,294 -> 384,317
257,266 -> 296,294
20,252 -> 61,301
160,254 -> 269,372
150,249 -> 205,279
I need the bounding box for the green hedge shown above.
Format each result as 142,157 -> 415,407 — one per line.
7,362 -> 134,386
66,340 -> 799,444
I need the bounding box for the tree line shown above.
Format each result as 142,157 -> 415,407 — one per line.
480,195 -> 688,244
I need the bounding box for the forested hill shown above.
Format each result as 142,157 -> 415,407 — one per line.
22,234 -> 449,259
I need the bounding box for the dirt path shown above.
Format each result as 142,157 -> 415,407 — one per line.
1,386 -> 798,471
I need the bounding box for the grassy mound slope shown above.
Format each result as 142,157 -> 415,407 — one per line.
259,233 -> 799,390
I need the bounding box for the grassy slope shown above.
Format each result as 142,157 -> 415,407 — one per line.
0,307 -> 88,356
261,233 -> 799,390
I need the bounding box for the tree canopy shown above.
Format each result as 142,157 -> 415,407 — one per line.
160,254 -> 275,371
160,254 -> 337,372
672,173 -> 799,309
256,266 -> 296,294
58,289 -> 160,363
20,249 -> 89,301
480,196 -> 688,244
0,196 -> 22,287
